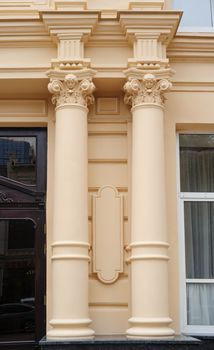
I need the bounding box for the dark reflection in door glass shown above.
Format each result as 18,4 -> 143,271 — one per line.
0,137 -> 36,185
0,220 -> 35,341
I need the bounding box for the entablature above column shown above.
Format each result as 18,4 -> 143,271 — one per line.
41,11 -> 99,70
0,0 -> 170,11
119,10 -> 182,69
128,0 -> 164,11
0,7 -> 183,83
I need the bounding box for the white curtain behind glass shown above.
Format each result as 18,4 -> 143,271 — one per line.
180,145 -> 214,326
180,149 -> 214,192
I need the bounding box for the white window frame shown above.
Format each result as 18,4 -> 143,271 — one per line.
177,133 -> 214,336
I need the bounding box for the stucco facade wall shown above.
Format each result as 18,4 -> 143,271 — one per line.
0,0 -> 213,341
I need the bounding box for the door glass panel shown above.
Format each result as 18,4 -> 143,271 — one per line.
0,137 -> 36,185
0,219 -> 35,341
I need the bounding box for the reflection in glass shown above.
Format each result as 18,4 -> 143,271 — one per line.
0,137 -> 36,185
173,0 -> 212,27
0,220 -> 35,341
180,134 -> 214,192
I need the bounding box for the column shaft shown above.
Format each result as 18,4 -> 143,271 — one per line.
124,74 -> 174,339
47,74 -> 95,340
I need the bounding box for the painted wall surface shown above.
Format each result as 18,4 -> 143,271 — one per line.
0,0 -> 213,340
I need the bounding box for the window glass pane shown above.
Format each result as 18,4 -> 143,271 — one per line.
187,283 -> 214,325
180,134 -> 214,192
0,220 -> 35,341
0,137 -> 36,185
184,201 -> 214,279
173,0 -> 212,27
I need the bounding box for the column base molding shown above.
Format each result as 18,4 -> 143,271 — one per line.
126,317 -> 174,339
47,318 -> 94,340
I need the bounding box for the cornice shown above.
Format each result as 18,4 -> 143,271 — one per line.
0,66 -> 49,79
119,10 -> 182,45
1,10 -> 214,63
171,81 -> 214,92
0,19 -> 45,33
119,10 -> 181,69
168,33 -> 214,61
0,36 -> 54,48
0,9 -> 41,20
0,18 -> 52,46
41,9 -> 100,26
0,10 -> 100,48
86,20 -> 127,47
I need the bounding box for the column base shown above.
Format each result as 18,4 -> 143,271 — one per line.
126,317 -> 175,339
47,318 -> 95,340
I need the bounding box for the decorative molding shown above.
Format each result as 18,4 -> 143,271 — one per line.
124,73 -> 172,107
54,0 -> 87,11
88,187 -> 128,193
0,100 -> 47,117
0,191 -> 14,203
171,81 -> 214,92
96,97 -> 119,115
88,131 -> 127,136
129,0 -> 164,11
168,34 -> 214,61
89,302 -> 128,307
92,186 -> 123,284
52,241 -> 90,248
51,254 -> 90,260
128,241 -> 169,248
127,254 -> 169,262
88,159 -> 127,164
126,240 -> 170,264
119,11 -> 182,69
48,73 -> 95,107
51,32 -> 91,70
41,11 -> 99,70
51,240 -> 90,261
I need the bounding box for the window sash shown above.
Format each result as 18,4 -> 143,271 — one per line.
178,132 -> 214,334
180,196 -> 214,334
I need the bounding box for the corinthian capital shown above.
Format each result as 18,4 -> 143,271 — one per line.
48,73 -> 95,108
124,73 -> 172,108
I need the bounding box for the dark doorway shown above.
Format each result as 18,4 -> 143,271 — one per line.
0,128 -> 46,350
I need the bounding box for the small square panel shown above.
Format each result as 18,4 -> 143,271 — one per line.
96,98 -> 119,115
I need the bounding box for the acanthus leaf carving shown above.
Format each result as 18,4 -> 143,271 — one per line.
48,73 -> 95,108
124,73 -> 172,108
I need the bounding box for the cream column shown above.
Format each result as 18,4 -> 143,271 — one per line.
47,73 -> 95,340
124,73 -> 174,339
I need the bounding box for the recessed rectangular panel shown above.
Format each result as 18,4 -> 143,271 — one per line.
93,186 -> 123,284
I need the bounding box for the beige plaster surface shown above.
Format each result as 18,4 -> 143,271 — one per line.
0,0 -> 213,339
